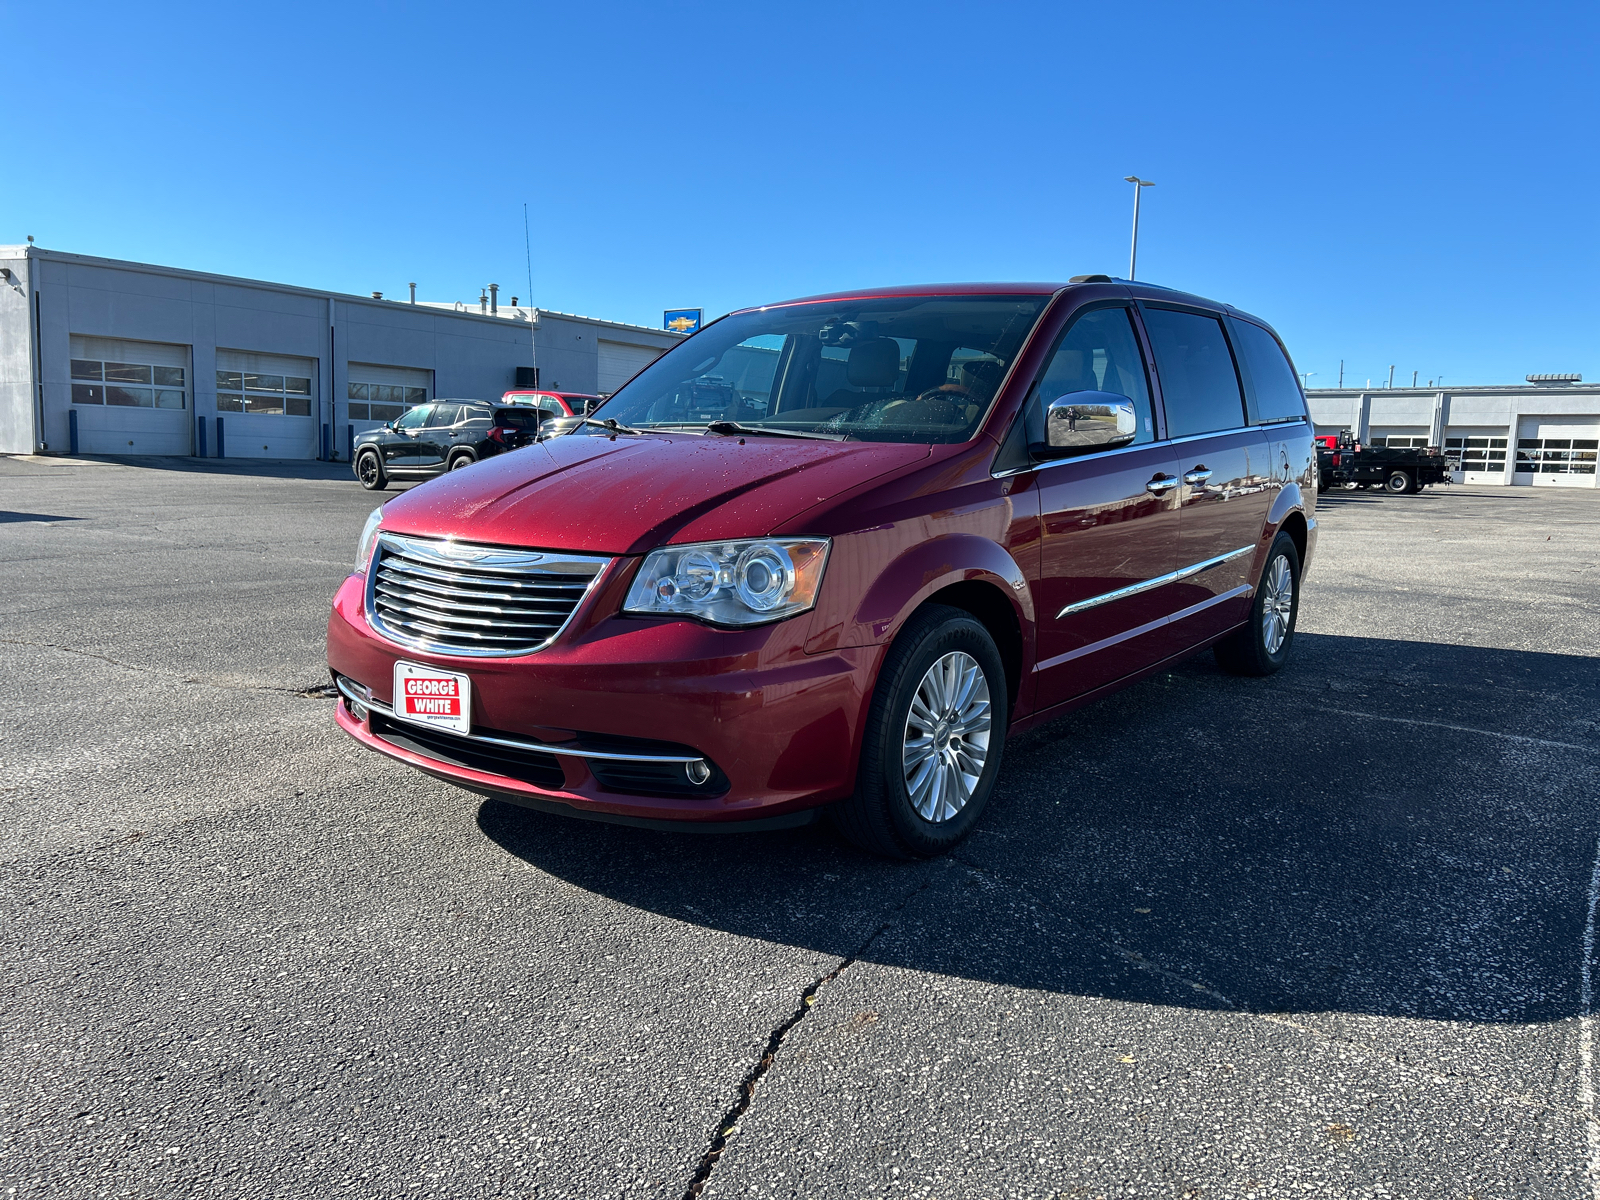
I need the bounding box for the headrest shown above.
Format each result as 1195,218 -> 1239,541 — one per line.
959,359 -> 1005,395
846,338 -> 902,388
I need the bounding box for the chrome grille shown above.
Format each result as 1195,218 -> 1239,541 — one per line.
366,533 -> 609,657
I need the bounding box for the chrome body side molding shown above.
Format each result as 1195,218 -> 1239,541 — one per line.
1056,544 -> 1256,619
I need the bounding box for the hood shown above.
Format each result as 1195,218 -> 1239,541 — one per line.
378,432 -> 931,555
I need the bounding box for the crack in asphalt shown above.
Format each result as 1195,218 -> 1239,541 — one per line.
681,867 -> 946,1199
0,638 -> 333,698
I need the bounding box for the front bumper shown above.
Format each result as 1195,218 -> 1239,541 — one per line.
326,573 -> 880,824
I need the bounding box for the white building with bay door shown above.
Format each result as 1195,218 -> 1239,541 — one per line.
0,245 -> 684,459
1306,378 -> 1599,487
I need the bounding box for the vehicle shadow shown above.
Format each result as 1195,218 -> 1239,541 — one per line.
477,632 -> 1600,1022
62,455 -> 357,482
0,510 -> 84,523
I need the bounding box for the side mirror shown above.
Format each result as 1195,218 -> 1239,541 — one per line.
1036,390 -> 1138,458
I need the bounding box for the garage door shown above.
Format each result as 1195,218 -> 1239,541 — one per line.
1444,427 -> 1509,484
597,340 -> 663,394
1513,417 -> 1599,488
1369,426 -> 1431,448
70,336 -> 191,456
215,350 -> 320,459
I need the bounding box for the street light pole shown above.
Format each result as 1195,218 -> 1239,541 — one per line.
1124,176 -> 1155,280
1300,372 -> 1316,391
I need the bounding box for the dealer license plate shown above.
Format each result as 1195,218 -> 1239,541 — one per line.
392,661 -> 472,736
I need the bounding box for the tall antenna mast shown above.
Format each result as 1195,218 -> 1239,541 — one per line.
523,203 -> 537,381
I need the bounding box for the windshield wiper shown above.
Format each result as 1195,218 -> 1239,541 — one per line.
544,416 -> 656,439
704,420 -> 846,442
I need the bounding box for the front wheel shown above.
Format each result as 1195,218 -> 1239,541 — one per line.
1214,532 -> 1301,677
357,451 -> 387,491
831,605 -> 1009,859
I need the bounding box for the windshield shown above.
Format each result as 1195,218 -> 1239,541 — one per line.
592,295 -> 1049,444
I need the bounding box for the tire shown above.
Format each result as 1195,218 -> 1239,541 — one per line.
357,451 -> 387,491
448,450 -> 477,471
831,604 -> 1009,859
1385,469 -> 1412,494
1214,532 -> 1301,677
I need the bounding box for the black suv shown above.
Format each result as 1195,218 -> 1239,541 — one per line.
353,401 -> 543,491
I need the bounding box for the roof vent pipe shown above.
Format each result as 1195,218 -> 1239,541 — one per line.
489,283 -> 499,316
409,282 -> 416,304
371,291 -> 382,300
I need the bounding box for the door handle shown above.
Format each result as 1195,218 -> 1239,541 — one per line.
1146,473 -> 1180,493
1184,466 -> 1213,484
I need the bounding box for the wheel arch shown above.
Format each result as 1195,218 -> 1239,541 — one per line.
819,532 -> 1034,716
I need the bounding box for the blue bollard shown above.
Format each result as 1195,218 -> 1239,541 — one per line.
216,417 -> 225,459
321,422 -> 330,461
69,409 -> 79,455
347,424 -> 355,464
197,416 -> 207,458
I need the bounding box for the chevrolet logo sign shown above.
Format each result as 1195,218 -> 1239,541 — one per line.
667,316 -> 697,333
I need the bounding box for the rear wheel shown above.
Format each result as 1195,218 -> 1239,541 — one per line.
1214,532 -> 1301,677
357,451 -> 387,491
448,450 -> 476,471
831,605 -> 1008,859
1385,469 -> 1413,494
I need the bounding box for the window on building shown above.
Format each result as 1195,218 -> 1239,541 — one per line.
1444,436 -> 1507,471
70,341 -> 187,409
215,350 -> 317,417
1370,435 -> 1431,448
216,371 -> 313,415
347,382 -> 428,422
346,362 -> 432,423
1516,438 -> 1599,475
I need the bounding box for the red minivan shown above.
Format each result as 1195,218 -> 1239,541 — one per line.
328,280 -> 1317,857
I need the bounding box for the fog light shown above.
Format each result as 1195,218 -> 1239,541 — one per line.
685,759 -> 712,786
348,697 -> 369,723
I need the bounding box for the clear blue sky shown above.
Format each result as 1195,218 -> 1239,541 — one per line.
3,0 -> 1594,389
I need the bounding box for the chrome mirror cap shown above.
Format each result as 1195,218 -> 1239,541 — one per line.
1040,390 -> 1137,456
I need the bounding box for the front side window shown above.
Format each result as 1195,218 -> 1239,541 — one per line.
1024,306 -> 1154,450
595,295 -> 1049,444
1231,319 -> 1306,425
1141,308 -> 1246,438
395,405 -> 430,431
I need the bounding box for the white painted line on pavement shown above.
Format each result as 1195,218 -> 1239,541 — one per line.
1580,834 -> 1600,1200
1314,707 -> 1595,753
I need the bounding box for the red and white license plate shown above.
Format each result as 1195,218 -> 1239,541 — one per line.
392,662 -> 472,735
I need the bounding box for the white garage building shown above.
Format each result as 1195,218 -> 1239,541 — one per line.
1306,379 -> 1599,487
0,245 -> 683,460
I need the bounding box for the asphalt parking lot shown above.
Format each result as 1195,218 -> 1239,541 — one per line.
4,455 -> 1599,1199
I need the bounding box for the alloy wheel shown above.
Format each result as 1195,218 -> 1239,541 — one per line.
359,455 -> 379,486
902,651 -> 992,823
1261,554 -> 1295,655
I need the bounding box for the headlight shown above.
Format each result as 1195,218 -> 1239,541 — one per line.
355,507 -> 384,574
623,538 -> 830,627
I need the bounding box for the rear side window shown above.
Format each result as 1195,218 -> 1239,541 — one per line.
425,404 -> 460,427
1230,319 -> 1307,425
1141,308 -> 1246,438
